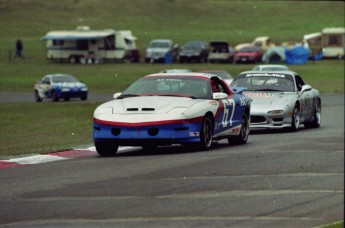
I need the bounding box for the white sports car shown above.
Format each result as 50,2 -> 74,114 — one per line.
231,71 -> 321,131
93,73 -> 251,156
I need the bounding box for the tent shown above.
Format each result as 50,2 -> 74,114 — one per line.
262,46 -> 286,63
285,46 -> 310,65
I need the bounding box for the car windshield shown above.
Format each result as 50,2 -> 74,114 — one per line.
52,75 -> 78,83
120,76 -> 212,99
149,42 -> 170,48
231,74 -> 295,92
240,47 -> 260,52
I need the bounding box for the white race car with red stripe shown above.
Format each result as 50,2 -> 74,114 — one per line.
93,73 -> 251,156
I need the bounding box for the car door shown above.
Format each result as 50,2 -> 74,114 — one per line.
211,77 -> 241,134
295,75 -> 313,119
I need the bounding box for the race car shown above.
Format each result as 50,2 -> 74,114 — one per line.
93,73 -> 251,156
231,71 -> 321,131
34,74 -> 88,102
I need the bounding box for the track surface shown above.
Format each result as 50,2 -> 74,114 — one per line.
0,93 -> 343,227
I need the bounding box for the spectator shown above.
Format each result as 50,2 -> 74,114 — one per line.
15,39 -> 24,58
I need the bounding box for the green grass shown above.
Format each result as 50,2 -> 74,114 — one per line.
0,102 -> 99,159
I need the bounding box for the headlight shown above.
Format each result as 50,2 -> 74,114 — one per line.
81,87 -> 88,91
267,110 -> 284,115
61,88 -> 70,92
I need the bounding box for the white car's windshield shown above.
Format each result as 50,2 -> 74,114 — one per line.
149,42 -> 170,48
232,74 -> 295,92
52,75 -> 78,83
120,76 -> 212,99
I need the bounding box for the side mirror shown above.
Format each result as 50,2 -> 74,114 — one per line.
301,85 -> 312,93
213,92 -> 228,100
113,92 -> 122,99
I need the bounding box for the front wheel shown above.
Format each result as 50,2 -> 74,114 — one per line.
199,114 -> 213,150
95,141 -> 118,156
290,105 -> 300,132
34,90 -> 42,102
228,112 -> 249,144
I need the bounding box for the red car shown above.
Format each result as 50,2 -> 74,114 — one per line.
235,45 -> 263,63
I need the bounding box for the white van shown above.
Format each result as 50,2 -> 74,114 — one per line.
42,26 -> 140,63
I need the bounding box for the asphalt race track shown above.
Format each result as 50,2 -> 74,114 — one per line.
0,93 -> 344,227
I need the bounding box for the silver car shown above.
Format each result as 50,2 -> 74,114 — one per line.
231,71 -> 321,131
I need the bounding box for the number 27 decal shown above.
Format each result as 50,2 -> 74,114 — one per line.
221,99 -> 235,128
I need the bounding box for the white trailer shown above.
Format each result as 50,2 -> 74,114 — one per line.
304,27 -> 345,59
41,27 -> 140,63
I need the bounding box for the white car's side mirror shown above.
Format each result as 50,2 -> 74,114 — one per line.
213,92 -> 228,99
113,92 -> 122,99
301,85 -> 312,93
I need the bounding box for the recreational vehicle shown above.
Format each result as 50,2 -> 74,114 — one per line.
42,26 -> 140,63
304,27 -> 345,59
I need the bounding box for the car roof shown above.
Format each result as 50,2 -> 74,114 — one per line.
145,72 -> 220,80
238,70 -> 298,76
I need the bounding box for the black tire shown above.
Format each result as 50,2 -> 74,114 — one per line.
228,112 -> 249,144
34,90 -> 42,102
199,114 -> 213,150
304,99 -> 321,128
95,141 -> 119,156
81,95 -> 87,101
64,97 -> 70,101
290,104 -> 300,132
52,91 -> 59,102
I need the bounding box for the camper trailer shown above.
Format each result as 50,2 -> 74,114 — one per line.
42,26 -> 140,63
322,28 -> 345,59
304,27 -> 345,59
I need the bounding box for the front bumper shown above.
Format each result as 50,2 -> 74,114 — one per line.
93,121 -> 202,146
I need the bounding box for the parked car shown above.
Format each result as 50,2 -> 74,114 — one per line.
231,71 -> 321,131
234,45 -> 264,63
179,40 -> 209,63
198,70 -> 233,85
145,39 -> 178,63
160,69 -> 192,73
252,64 -> 290,71
34,74 -> 88,102
208,41 -> 235,63
93,72 -> 251,156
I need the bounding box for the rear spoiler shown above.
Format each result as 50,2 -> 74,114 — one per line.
232,86 -> 247,94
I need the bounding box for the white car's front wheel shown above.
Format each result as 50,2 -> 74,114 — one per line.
95,141 -> 119,156
199,114 -> 213,150
290,105 -> 300,132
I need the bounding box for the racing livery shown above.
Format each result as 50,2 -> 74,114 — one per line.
34,74 -> 88,102
93,73 -> 251,156
231,71 -> 321,131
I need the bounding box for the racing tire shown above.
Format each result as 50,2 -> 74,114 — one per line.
81,95 -> 87,101
199,114 -> 213,150
64,97 -> 70,101
34,90 -> 42,102
304,99 -> 321,128
52,91 -> 59,102
290,104 -> 300,132
228,113 -> 249,145
95,141 -> 119,156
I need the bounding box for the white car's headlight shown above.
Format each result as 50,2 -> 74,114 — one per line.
168,107 -> 189,114
267,110 -> 284,115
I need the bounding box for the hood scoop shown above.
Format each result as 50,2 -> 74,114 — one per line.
127,108 -> 155,112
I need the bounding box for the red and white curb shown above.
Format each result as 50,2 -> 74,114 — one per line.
0,147 -> 97,169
